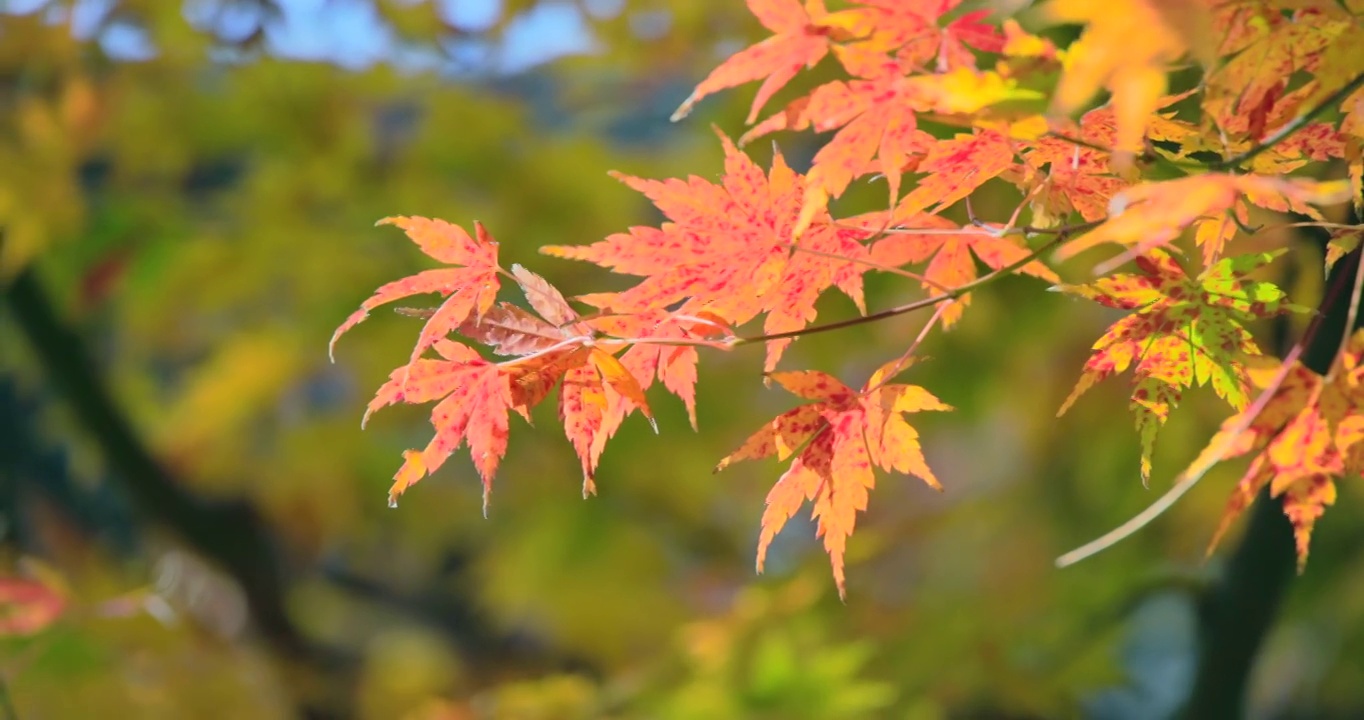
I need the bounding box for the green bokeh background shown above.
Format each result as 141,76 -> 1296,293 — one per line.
2,2 -> 1362,718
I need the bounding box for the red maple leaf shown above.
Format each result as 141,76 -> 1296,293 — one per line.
369,339 -> 512,511
716,359 -> 950,597
544,131 -> 870,370
361,263 -> 656,508
671,0 -> 867,123
330,216 -> 501,365
742,47 -> 933,206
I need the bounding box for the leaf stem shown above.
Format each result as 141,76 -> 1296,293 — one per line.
494,336 -> 588,368
1054,341 -> 1304,568
736,229 -> 1085,345
1210,71 -> 1364,171
790,243 -> 953,292
863,299 -> 954,396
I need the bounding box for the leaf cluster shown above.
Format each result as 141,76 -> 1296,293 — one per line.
334,0 -> 1364,596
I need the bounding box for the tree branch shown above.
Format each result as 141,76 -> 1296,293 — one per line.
735,230 -> 1081,345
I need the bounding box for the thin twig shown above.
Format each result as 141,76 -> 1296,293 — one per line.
1046,131 -> 1112,156
737,231 -> 1082,345
790,244 -> 953,292
839,222 -> 1009,237
597,335 -> 732,350
1276,221 -> 1364,232
1211,71 -> 1364,171
495,336 -> 590,367
1329,247 -> 1364,381
1054,341 -> 1305,568
863,300 -> 954,396
1056,247 -> 1360,567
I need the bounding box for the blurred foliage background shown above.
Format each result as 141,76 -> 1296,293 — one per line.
1,1 -> 1362,718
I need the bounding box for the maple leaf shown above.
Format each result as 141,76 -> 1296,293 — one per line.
849,0 -> 1001,69
741,47 -> 933,207
740,53 -> 1035,214
1048,0 -> 1214,164
1203,7 -> 1358,141
459,303 -> 575,357
716,359 -> 950,597
1021,137 -> 1127,225
1055,175 -> 1352,268
364,263 -> 655,508
894,129 -> 1018,217
544,132 -> 870,370
1326,226 -> 1364,272
1016,100 -> 1200,225
584,308 -> 734,430
476,267 -> 657,495
1056,250 -> 1295,480
0,572 -> 67,637
861,212 -> 1058,327
1191,331 -> 1364,570
330,217 -> 500,364
671,0 -> 869,123
369,339 -> 512,511
550,352 -> 600,497
688,2 -> 1019,220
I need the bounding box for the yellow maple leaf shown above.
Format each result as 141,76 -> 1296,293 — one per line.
1049,0 -> 1214,166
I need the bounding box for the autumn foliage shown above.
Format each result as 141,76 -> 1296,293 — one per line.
333,0 -> 1364,597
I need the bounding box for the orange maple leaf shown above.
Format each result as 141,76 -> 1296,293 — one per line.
741,47 -> 933,206
544,132 -> 870,370
330,216 -> 500,364
557,347 -> 655,497
894,129 -> 1018,217
480,268 -> 656,496
584,308 -> 734,430
671,0 -> 866,123
843,0 -> 1001,69
672,0 -> 1004,125
731,4 -> 1028,214
716,359 -> 950,597
1055,175 -> 1351,269
1325,226 -> 1364,272
740,62 -> 1035,224
1192,331 -> 1364,570
1021,137 -> 1128,225
1056,250 -> 1294,480
362,264 -> 656,508
1019,102 -> 1194,224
